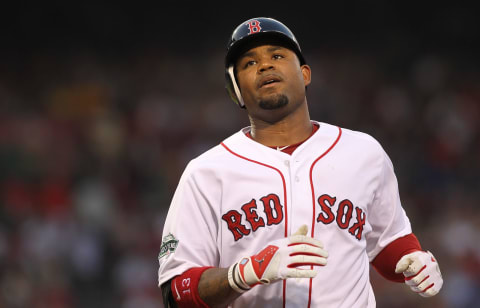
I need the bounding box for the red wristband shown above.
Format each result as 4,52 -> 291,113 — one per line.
171,266 -> 213,308
371,233 -> 422,282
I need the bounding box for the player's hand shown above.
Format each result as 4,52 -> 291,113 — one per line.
395,250 -> 443,297
228,225 -> 328,292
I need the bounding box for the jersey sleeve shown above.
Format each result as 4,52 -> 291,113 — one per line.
365,148 -> 413,262
157,160 -> 220,287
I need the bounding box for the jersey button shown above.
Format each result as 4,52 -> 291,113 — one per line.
295,176 -> 300,182
284,160 -> 290,167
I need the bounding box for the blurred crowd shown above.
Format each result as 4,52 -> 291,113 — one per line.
0,43 -> 478,308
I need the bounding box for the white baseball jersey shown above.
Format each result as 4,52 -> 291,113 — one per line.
158,121 -> 412,308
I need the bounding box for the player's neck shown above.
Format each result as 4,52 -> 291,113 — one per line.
249,103 -> 312,148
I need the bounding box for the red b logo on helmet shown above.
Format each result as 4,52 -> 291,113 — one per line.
246,20 -> 262,35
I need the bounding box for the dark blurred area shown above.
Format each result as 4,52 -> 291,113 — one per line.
0,2 -> 479,307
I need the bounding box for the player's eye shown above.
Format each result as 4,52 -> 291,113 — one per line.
273,54 -> 284,60
244,60 -> 257,68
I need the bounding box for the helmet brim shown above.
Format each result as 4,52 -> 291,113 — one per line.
225,31 -> 306,68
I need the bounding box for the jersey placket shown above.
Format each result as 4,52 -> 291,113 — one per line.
284,154 -> 316,308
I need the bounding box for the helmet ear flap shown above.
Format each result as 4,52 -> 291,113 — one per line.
226,65 -> 245,108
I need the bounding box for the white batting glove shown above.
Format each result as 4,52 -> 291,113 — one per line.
227,225 -> 328,293
395,250 -> 443,297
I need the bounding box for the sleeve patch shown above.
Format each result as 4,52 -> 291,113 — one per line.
159,233 -> 179,259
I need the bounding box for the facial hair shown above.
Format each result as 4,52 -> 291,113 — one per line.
258,94 -> 289,110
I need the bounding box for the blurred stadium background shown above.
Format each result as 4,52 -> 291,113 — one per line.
0,2 -> 478,307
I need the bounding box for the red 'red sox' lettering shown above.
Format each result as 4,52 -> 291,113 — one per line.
241,199 -> 265,232
336,199 -> 353,229
317,194 -> 336,224
348,207 -> 366,240
261,194 -> 283,225
317,193 -> 366,241
222,193 -> 283,241
223,192 -> 365,241
222,209 -> 251,241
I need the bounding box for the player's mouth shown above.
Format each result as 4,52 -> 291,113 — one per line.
258,75 -> 282,89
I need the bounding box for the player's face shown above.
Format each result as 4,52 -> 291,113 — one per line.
235,44 -> 311,121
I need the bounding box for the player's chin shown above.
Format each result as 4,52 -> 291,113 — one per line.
258,94 -> 289,110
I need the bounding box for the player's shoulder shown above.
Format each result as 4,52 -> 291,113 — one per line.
317,121 -> 385,154
183,130 -> 245,173
341,127 -> 382,148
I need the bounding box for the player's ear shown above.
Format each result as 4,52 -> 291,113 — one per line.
301,64 -> 311,87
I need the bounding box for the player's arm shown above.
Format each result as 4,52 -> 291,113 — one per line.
368,148 -> 443,297
199,268 -> 241,307
162,225 -> 328,308
161,268 -> 240,308
161,278 -> 178,308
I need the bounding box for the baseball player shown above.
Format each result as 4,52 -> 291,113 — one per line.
157,17 -> 443,308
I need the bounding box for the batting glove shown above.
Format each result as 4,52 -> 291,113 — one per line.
227,225 -> 328,293
395,250 -> 443,297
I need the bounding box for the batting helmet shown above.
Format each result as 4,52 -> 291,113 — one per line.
225,17 -> 306,108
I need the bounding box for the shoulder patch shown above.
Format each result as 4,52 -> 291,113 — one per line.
158,233 -> 179,259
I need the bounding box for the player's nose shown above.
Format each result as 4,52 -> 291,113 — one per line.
258,59 -> 275,73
